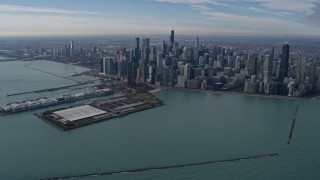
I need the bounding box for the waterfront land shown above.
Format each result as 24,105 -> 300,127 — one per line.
2,35 -> 320,99
36,92 -> 163,131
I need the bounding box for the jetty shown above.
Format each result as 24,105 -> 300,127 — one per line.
32,68 -> 79,83
6,81 -> 95,97
287,105 -> 300,144
40,153 -> 278,180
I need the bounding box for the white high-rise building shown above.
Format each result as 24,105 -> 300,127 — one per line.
184,63 -> 191,80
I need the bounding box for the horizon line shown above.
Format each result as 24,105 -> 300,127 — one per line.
1,33 -> 320,39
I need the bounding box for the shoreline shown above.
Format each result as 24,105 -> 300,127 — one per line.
154,87 -> 313,101
42,59 -> 318,101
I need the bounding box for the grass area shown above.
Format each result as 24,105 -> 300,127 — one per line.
133,104 -> 152,111
130,93 -> 161,105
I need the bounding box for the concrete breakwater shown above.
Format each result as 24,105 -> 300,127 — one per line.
32,68 -> 79,82
287,105 -> 300,144
41,153 -> 278,180
6,83 -> 91,97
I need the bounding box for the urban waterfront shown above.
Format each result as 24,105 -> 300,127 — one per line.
0,61 -> 320,179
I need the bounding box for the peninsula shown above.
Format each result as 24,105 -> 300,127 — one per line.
36,90 -> 163,131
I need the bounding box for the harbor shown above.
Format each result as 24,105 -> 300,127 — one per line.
36,92 -> 163,131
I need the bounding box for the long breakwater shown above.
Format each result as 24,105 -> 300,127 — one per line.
287,105 -> 300,144
41,153 -> 278,180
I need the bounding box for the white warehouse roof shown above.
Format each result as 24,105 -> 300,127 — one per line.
54,105 -> 106,122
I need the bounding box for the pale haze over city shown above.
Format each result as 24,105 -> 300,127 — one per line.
0,0 -> 320,36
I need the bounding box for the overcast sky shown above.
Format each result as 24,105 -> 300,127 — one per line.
0,0 -> 319,37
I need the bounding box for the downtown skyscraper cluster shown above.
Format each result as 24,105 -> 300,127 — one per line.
100,31 -> 320,97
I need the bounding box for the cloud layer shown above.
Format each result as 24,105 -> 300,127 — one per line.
0,0 -> 319,37
0,4 -> 99,15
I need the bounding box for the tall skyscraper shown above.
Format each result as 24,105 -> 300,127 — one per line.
142,38 -> 150,61
92,46 -> 97,56
127,62 -> 136,87
64,44 -> 70,57
170,30 -> 174,46
100,58 -> 115,75
100,58 -> 104,73
150,45 -> 156,61
279,42 -> 290,82
140,60 -> 148,83
194,37 -> 200,61
70,41 -> 75,57
162,40 -> 168,56
169,30 -> 174,53
135,37 -> 140,62
263,55 -> 271,83
127,38 -> 140,87
295,56 -> 307,85
195,37 -> 199,50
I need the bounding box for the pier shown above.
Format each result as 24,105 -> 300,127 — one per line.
287,105 -> 300,144
40,153 -> 278,180
1,89 -> 114,116
6,82 -> 93,97
36,92 -> 163,131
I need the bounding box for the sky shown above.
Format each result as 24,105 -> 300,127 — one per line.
0,0 -> 319,37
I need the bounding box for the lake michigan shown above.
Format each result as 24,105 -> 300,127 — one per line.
0,60 -> 319,180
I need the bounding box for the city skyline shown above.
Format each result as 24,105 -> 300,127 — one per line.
0,0 -> 320,37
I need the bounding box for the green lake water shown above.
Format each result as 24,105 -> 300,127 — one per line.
0,60 -> 319,180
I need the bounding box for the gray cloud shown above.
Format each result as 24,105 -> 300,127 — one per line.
307,1 -> 320,25
0,4 -> 100,15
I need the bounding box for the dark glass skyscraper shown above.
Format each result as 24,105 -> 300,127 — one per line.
169,30 -> 174,53
162,40 -> 168,56
135,37 -> 140,62
279,43 -> 290,82
100,58 -> 104,73
142,38 -> 150,61
127,38 -> 140,87
127,61 -> 136,87
170,30 -> 174,45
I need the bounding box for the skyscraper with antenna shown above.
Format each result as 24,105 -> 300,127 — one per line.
169,29 -> 174,53
279,34 -> 290,83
